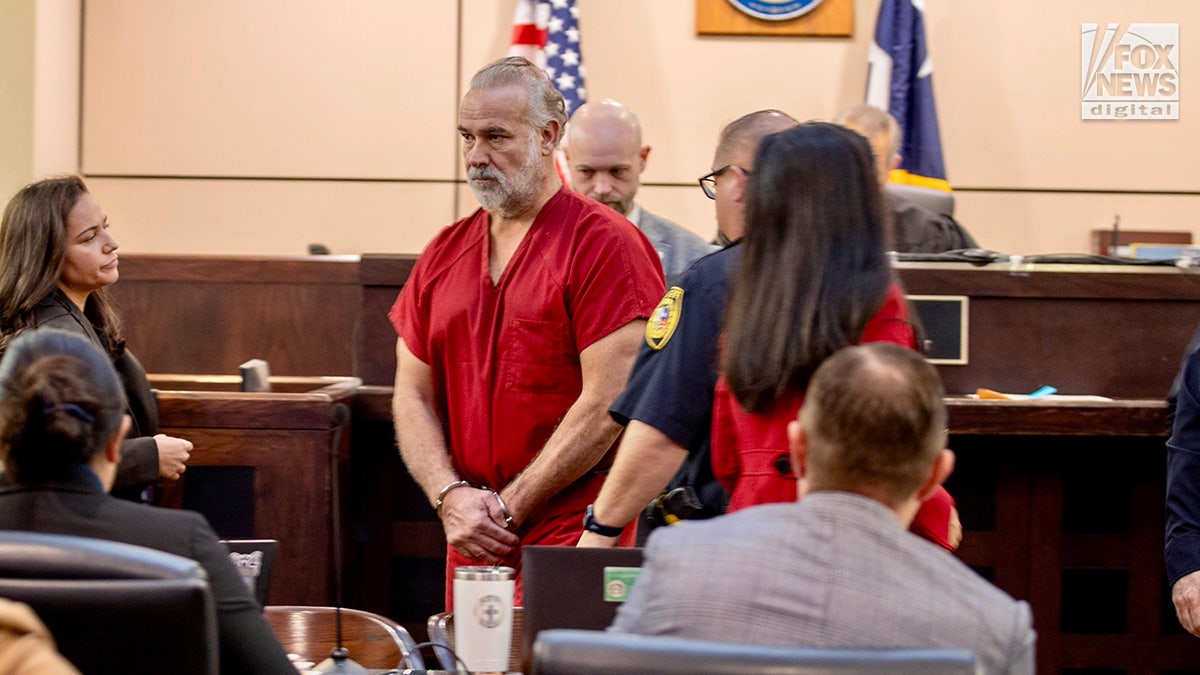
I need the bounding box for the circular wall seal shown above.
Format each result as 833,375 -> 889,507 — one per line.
726,0 -> 824,21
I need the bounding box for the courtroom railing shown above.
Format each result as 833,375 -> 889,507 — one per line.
152,374 -> 360,607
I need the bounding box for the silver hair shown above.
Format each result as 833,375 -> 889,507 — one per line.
469,56 -> 567,144
834,104 -> 902,162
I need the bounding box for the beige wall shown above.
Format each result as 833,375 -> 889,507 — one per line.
1,0 -> 37,203
1,0 -> 80,205
11,0 -> 1199,255
32,0 -> 79,179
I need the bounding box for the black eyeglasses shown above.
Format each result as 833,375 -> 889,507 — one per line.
698,165 -> 749,200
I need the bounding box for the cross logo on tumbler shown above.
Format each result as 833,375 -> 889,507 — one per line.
454,566 -> 515,672
475,594 -> 505,629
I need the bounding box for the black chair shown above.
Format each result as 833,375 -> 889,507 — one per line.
0,531 -> 218,675
531,629 -> 978,675
886,182 -> 955,217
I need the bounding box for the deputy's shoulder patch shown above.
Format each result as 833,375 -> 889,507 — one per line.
645,286 -> 684,350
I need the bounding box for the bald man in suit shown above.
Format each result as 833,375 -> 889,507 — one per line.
565,99 -> 714,282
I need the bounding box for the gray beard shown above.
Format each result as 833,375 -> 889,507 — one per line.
468,142 -> 546,218
471,180 -> 539,218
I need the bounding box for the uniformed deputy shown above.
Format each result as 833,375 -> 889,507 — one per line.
577,110 -> 800,546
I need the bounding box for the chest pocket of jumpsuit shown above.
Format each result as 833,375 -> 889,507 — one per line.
503,317 -> 577,394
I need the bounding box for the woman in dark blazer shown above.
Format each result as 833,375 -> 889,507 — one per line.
0,328 -> 294,674
0,176 -> 190,500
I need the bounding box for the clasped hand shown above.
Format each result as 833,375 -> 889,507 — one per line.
440,487 -> 520,563
1174,569 -> 1200,637
155,434 -> 193,481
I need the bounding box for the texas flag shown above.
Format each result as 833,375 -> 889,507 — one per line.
867,0 -> 950,191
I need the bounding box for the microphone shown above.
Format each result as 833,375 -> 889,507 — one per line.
314,403 -> 365,674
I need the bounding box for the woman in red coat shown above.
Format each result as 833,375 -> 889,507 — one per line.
710,123 -> 958,550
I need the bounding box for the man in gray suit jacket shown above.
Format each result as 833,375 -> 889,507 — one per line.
610,343 -> 1035,674
565,100 -> 714,281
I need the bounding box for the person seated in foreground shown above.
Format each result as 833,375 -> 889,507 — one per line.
610,343 -> 1035,675
835,104 -> 978,254
0,329 -> 294,674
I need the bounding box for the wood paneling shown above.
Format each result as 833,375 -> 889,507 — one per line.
358,255 -> 418,385
898,262 -> 1200,398
946,398 -> 1168,437
110,255 -> 360,377
947,407 -> 1200,674
113,254 -> 1200,397
155,376 -> 359,606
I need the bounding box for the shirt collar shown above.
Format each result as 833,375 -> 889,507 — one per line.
625,203 -> 643,227
0,462 -> 106,495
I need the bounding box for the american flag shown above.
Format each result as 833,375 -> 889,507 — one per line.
509,0 -> 587,117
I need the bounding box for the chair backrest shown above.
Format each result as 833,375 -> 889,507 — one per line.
531,629 -> 979,675
265,605 -> 423,670
219,538 -> 278,605
426,607 -> 524,672
886,182 -> 956,217
0,531 -> 218,675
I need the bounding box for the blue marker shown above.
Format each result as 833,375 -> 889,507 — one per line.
1028,385 -> 1057,398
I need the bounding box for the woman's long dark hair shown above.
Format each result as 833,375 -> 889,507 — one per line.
0,176 -> 124,357
0,329 -> 125,484
721,123 -> 891,413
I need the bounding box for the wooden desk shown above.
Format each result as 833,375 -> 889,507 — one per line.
946,398 -> 1200,674
107,254 -> 1200,399
154,375 -> 359,606
898,261 -> 1200,398
355,256 -> 1200,395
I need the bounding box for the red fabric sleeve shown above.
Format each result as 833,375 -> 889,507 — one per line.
388,213 -> 484,366
860,283 -> 919,349
709,376 -> 741,496
562,206 -> 664,353
909,485 -> 957,551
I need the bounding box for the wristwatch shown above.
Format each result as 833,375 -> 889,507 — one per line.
583,504 -> 623,537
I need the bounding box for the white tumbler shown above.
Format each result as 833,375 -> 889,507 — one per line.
453,565 -> 515,673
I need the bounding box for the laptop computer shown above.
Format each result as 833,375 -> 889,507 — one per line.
520,545 -> 644,668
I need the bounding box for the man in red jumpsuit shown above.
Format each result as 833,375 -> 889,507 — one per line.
389,56 -> 665,608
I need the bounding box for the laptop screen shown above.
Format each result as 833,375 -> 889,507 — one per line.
520,545 -> 644,668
